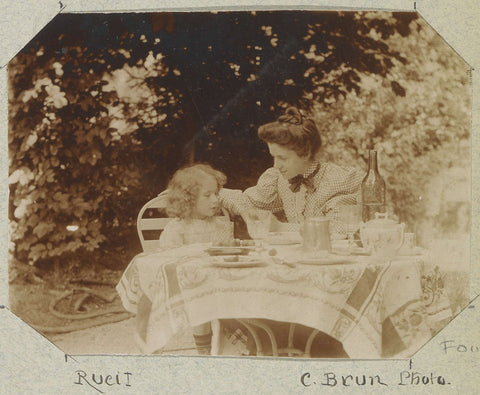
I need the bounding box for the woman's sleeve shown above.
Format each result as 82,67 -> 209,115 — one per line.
219,167 -> 284,216
325,166 -> 363,210
158,219 -> 184,248
322,166 -> 364,237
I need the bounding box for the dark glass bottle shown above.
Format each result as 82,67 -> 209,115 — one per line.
361,150 -> 386,222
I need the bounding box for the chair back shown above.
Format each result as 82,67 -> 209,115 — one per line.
137,191 -> 172,252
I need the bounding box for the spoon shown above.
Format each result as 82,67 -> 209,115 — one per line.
271,256 -> 296,268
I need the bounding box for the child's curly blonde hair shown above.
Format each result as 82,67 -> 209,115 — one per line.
166,163 -> 227,219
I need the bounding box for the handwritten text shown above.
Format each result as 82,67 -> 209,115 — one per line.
74,370 -> 132,393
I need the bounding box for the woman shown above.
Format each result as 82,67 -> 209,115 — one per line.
220,107 -> 363,236
218,107 -> 361,357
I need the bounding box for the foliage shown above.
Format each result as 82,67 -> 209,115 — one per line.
313,18 -> 470,243
129,11 -> 417,183
9,11 -> 467,273
8,32 -> 146,267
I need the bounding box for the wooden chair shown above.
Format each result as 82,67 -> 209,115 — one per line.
137,191 -> 172,252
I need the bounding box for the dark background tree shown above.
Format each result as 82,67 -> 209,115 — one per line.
8,11 -> 469,281
134,11 -> 415,185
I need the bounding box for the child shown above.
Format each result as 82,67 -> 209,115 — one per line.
159,163 -> 231,249
117,163 -> 232,355
158,163 -> 231,354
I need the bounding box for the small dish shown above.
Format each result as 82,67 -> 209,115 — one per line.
210,256 -> 264,268
266,232 -> 302,245
205,247 -> 254,256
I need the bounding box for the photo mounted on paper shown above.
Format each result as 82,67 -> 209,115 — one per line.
7,10 -> 471,359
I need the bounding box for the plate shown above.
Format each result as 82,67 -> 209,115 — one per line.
266,232 -> 302,245
205,247 -> 254,256
348,247 -> 370,256
331,245 -> 369,256
210,256 -> 264,268
295,254 -> 358,265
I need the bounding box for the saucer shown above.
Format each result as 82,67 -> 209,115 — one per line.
398,247 -> 425,256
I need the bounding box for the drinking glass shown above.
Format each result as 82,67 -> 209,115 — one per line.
302,217 -> 331,253
246,210 -> 271,248
214,217 -> 235,246
338,204 -> 362,252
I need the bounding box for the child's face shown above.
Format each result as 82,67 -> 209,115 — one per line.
193,175 -> 220,219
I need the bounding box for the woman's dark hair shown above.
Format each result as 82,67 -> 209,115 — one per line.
258,107 -> 321,159
166,163 -> 227,219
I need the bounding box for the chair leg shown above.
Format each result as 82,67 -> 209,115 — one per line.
243,319 -> 279,357
211,320 -> 220,356
287,323 -> 296,357
304,329 -> 320,358
192,322 -> 212,355
238,320 -> 265,356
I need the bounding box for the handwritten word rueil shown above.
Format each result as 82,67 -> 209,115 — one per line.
440,340 -> 479,354
74,370 -> 132,393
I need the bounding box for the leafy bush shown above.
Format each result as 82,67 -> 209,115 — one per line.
313,18 -> 470,244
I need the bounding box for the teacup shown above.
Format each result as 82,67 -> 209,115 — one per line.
360,213 -> 405,259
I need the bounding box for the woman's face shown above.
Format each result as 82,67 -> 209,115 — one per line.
267,143 -> 312,180
193,175 -> 220,219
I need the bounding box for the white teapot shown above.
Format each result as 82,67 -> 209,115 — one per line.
360,213 -> 405,259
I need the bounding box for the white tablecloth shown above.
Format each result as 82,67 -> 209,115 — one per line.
116,243 -> 469,358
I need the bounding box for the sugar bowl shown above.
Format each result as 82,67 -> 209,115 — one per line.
359,213 -> 405,259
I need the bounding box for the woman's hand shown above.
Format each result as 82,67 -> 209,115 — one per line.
269,216 -> 300,233
239,208 -> 261,224
240,209 -> 300,234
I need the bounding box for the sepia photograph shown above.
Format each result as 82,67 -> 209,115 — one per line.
7,10 -> 471,360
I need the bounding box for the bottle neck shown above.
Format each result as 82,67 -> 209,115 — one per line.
368,150 -> 379,173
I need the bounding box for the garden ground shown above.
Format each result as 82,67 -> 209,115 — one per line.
9,277 -> 197,356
